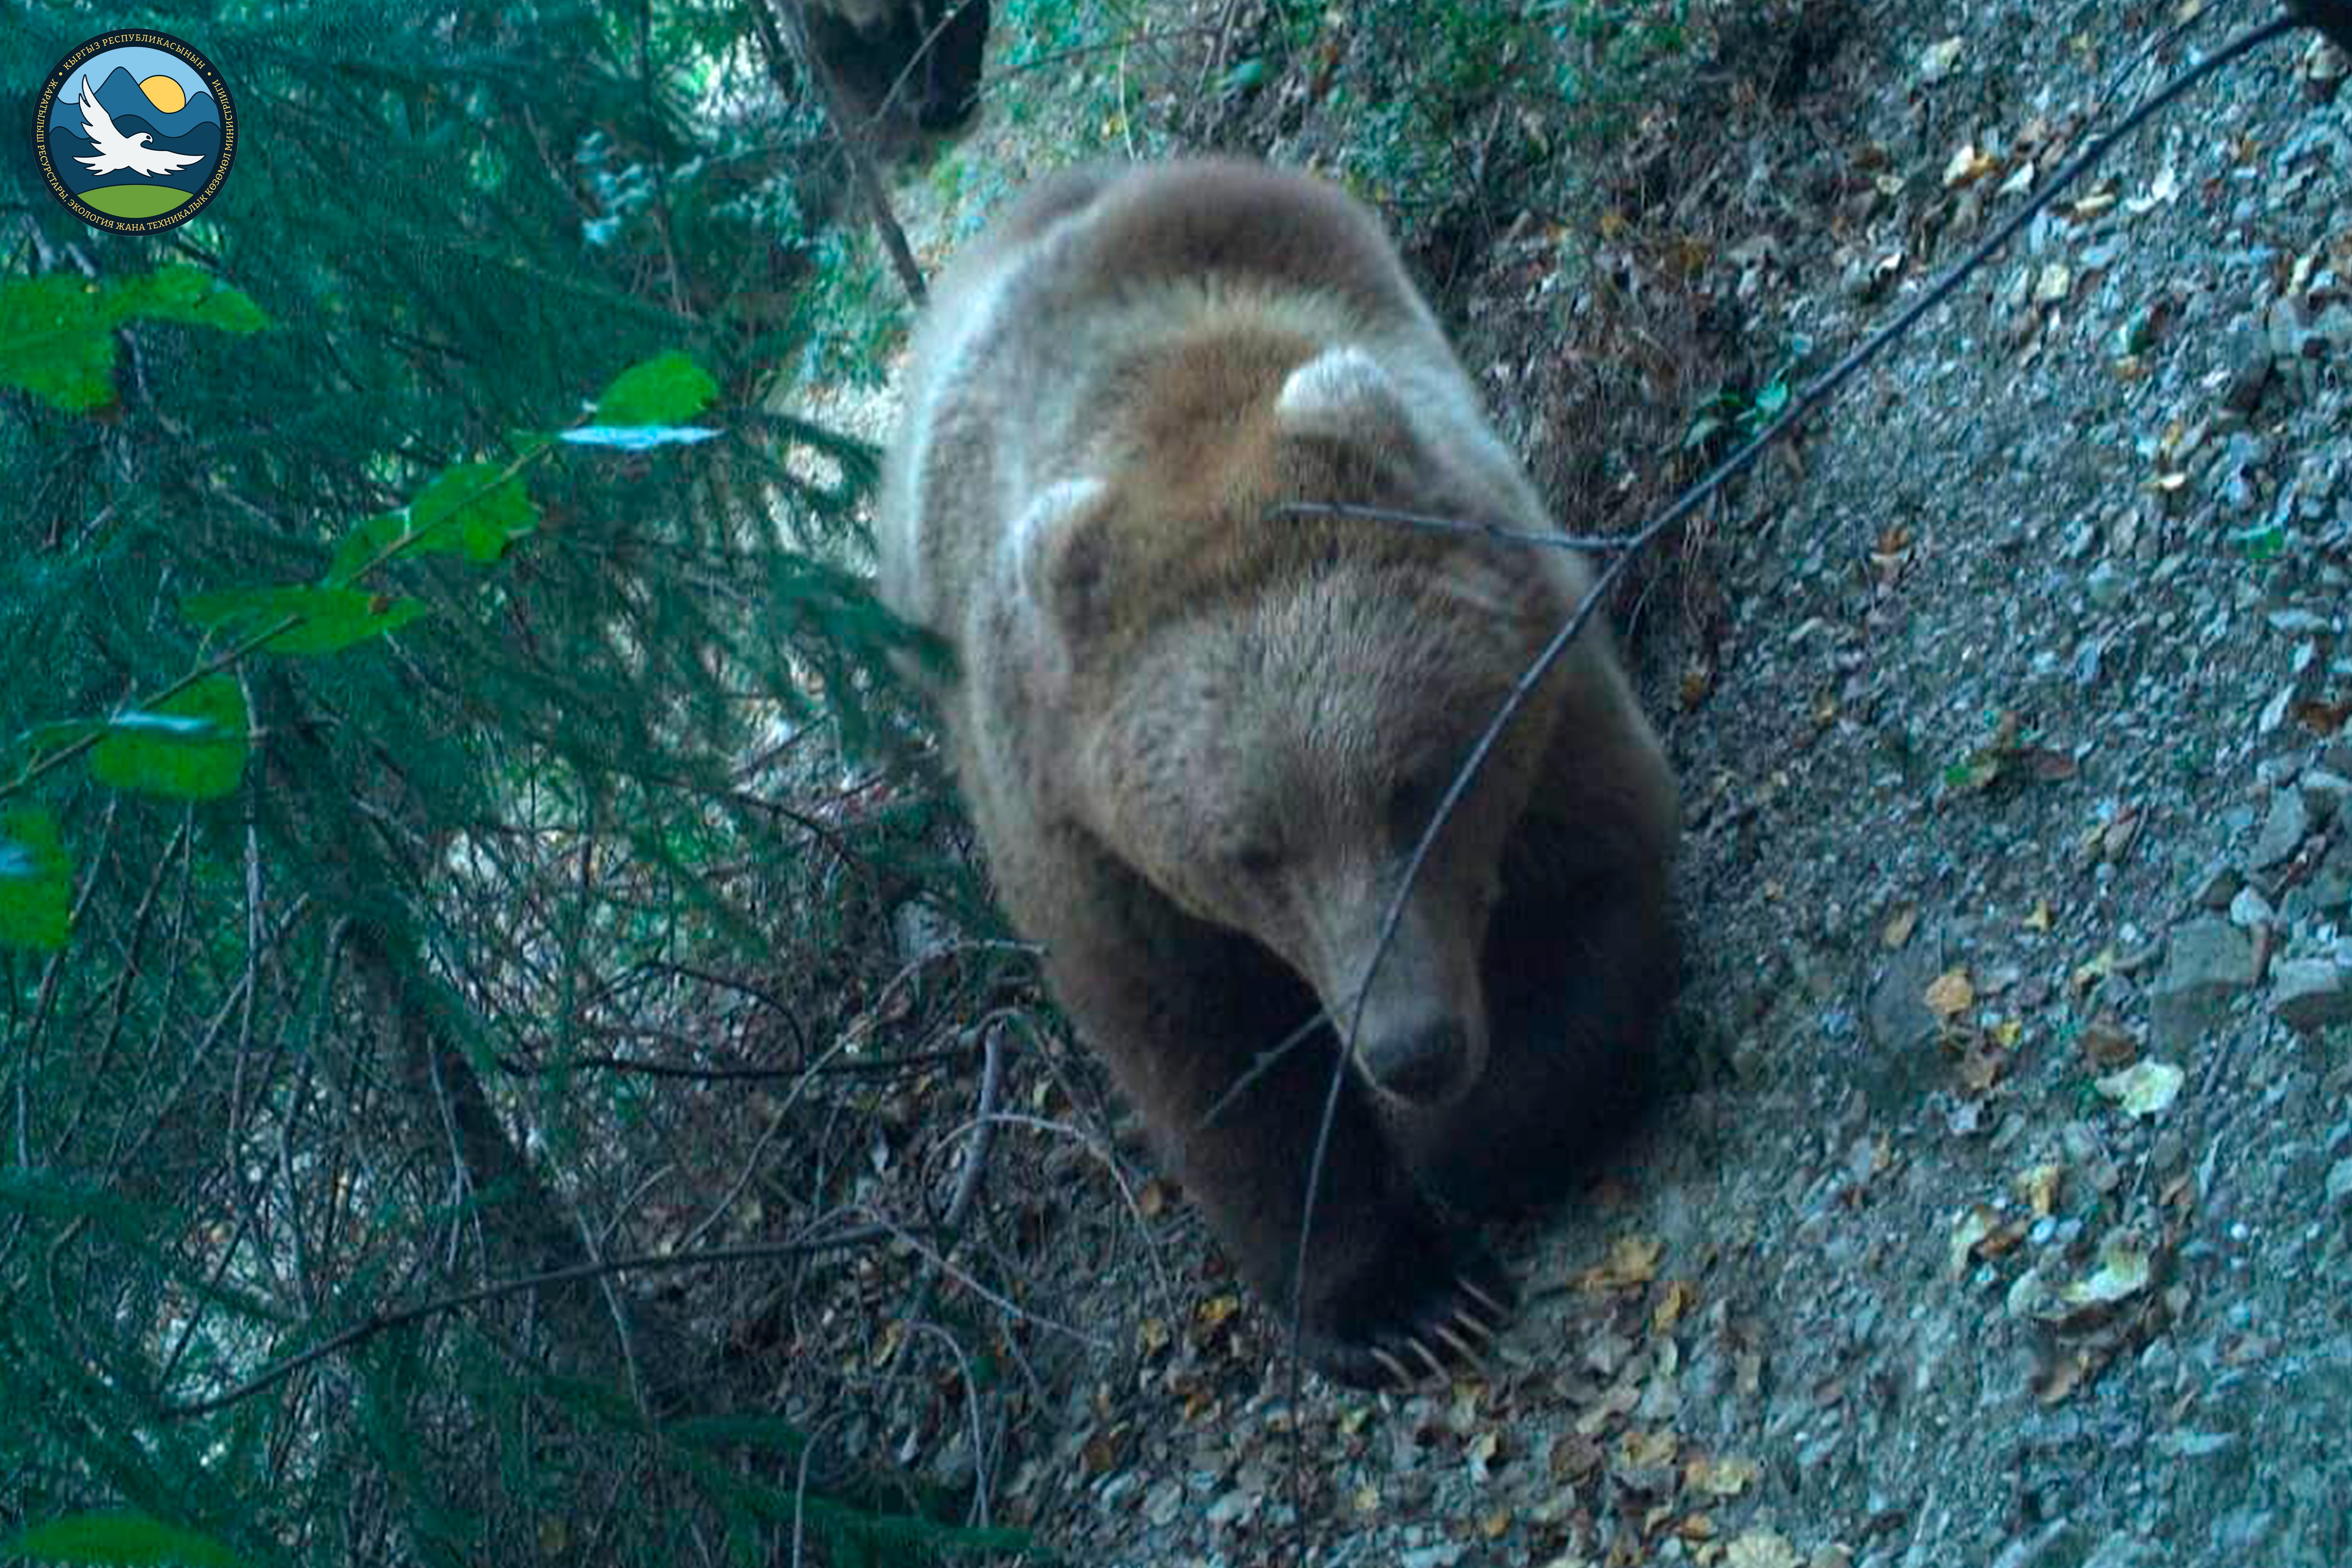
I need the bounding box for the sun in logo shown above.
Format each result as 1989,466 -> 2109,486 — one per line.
139,74 -> 187,114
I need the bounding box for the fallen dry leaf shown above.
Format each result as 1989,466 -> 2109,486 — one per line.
1882,904 -> 1920,948
2069,946 -> 2120,993
1550,1431 -> 1604,1481
1728,1529 -> 1805,1568
1686,1453 -> 1762,1497
2035,1349 -> 2091,1403
1955,1040 -> 2005,1095
1944,142 -> 1998,188
1581,1234 -> 1664,1291
2293,697 -> 2351,735
1619,1427 -> 1679,1468
1654,1279 -> 1698,1332
2095,1060 -> 2183,1117
1925,967 -> 1976,1018
2015,1162 -> 2063,1216
1194,1293 -> 1241,1330
2059,1234 -> 2155,1310
1948,1205 -> 1998,1276
2078,1014 -> 2137,1068
2126,164 -> 2183,212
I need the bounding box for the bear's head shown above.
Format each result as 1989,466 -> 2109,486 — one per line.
1001,345 -> 1584,1107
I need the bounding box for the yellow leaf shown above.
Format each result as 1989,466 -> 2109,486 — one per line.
2014,1163 -> 2063,1216
2094,1060 -> 2183,1118
2060,1236 -> 2153,1307
1728,1530 -> 1804,1568
1686,1453 -> 1761,1497
1582,1233 -> 1664,1289
1924,967 -> 1975,1017
1654,1279 -> 1697,1332
1947,1204 -> 1997,1276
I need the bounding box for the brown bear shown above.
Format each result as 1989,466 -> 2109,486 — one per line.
803,0 -> 990,132
877,160 -> 1678,1388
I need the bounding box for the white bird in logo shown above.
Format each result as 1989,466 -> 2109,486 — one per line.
72,75 -> 203,178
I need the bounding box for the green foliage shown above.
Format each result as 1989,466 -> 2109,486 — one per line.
1314,0 -> 1696,246
84,676 -> 250,802
3,1512 -> 247,1568
0,265 -> 266,412
1686,338 -> 1808,452
400,462 -> 543,565
0,804 -> 69,950
593,349 -> 720,426
0,3 -> 1002,1564
182,584 -> 433,655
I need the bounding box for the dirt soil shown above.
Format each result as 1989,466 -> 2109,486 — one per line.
826,4 -> 2352,1564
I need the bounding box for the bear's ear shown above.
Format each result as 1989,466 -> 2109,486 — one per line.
1006,476 -> 1116,696
1274,345 -> 1413,445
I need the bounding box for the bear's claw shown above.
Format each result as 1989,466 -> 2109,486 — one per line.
1459,1277 -> 1510,1323
1430,1320 -> 1486,1369
1311,1253 -> 1518,1390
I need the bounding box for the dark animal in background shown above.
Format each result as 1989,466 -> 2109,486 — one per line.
877,160 -> 1679,1387
804,0 -> 989,132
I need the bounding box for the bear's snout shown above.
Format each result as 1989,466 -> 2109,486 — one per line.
1357,1016 -> 1473,1104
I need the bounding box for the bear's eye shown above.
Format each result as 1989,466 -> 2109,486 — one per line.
1387,775 -> 1450,841
1230,839 -> 1283,878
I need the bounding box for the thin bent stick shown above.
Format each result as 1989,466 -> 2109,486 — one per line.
1278,11 -> 2303,1565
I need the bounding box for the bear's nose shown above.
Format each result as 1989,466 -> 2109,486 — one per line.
1359,1018 -> 1469,1104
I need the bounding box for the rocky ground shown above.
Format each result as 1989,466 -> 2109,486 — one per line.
810,4 -> 2352,1563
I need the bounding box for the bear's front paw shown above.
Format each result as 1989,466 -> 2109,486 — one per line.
1298,1243 -> 1517,1390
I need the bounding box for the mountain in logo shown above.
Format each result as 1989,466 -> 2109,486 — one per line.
47,65 -> 223,203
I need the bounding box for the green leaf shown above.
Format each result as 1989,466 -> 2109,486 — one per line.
593,350 -> 718,426
0,807 -> 71,952
325,512 -> 410,587
0,268 -> 267,413
0,274 -> 122,412
407,463 -> 540,564
185,584 -> 430,655
17,717 -> 110,758
88,677 -> 249,800
3,1510 -> 245,1566
102,265 -> 272,336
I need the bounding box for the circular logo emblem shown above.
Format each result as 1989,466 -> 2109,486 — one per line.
34,31 -> 236,235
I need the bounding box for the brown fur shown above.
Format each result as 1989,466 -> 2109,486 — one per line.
878,160 -> 1678,1387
